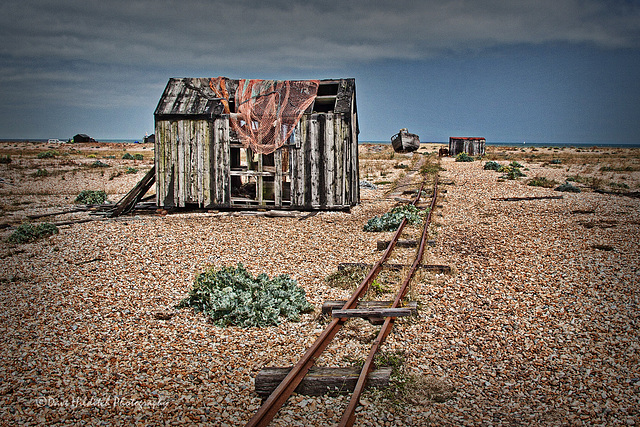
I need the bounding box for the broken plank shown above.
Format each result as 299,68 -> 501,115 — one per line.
332,308 -> 412,319
322,300 -> 417,316
255,366 -> 391,398
51,217 -> 107,227
27,208 -> 88,219
491,195 -> 563,201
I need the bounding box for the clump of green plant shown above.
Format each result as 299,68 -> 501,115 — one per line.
527,176 -> 558,188
365,350 -> 455,406
90,160 -> 109,168
37,150 -> 58,159
498,165 -> 526,180
8,222 -> 59,244
509,161 -> 524,168
609,182 -> 629,189
133,153 -> 144,160
33,169 -> 49,177
75,190 -> 107,204
0,155 -> 11,164
122,153 -> 134,160
419,161 -> 443,176
363,204 -> 426,232
177,264 -> 313,328
369,278 -> 391,296
483,161 -> 501,171
566,175 -> 587,183
555,182 -> 581,193
550,159 -> 562,164
125,167 -> 138,174
455,152 -> 474,162
600,165 -> 634,172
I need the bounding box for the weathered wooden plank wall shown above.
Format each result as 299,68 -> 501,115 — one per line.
156,112 -> 357,209
156,119 -> 213,208
289,113 -> 356,208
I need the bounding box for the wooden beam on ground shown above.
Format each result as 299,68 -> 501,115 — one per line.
51,217 -> 107,227
322,300 -> 418,316
337,263 -> 451,273
331,308 -> 412,319
491,195 -> 563,201
27,208 -> 88,219
255,367 -> 391,398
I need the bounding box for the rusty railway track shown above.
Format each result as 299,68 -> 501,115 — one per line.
246,177 -> 439,427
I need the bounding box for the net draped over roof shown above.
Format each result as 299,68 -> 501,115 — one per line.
209,77 -> 319,154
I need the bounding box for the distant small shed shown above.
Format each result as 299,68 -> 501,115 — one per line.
73,134 -> 95,143
154,77 -> 359,210
449,137 -> 485,156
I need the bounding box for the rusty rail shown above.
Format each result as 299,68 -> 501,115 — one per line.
246,181 -> 435,427
339,176 -> 438,426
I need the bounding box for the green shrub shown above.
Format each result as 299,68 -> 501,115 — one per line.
177,264 -> 313,327
0,155 -> 11,164
133,153 -> 144,160
419,163 -> 444,175
33,169 -> 49,177
550,159 -> 562,165
37,150 -> 58,159
499,165 -> 525,180
75,190 -> 107,204
122,153 -> 134,160
90,160 -> 109,168
8,223 -> 59,244
609,182 -> 629,189
483,161 -> 501,171
527,176 -> 558,188
125,167 -> 138,174
455,153 -> 474,162
555,182 -> 581,193
363,204 -> 426,232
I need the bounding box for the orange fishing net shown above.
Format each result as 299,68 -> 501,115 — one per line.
209,77 -> 319,154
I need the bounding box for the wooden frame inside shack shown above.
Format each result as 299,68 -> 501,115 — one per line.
154,78 -> 359,210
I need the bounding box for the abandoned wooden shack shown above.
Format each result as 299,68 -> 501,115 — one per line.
448,137 -> 486,156
154,77 -> 359,210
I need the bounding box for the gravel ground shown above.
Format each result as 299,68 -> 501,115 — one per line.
1,143 -> 639,426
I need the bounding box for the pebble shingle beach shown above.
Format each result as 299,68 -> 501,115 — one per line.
1,142 -> 638,426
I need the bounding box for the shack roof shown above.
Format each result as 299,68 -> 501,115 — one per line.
154,77 -> 357,121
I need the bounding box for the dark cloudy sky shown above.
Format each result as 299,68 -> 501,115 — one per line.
1,0 -> 639,143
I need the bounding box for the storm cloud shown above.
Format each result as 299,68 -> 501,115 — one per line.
1,0 -> 639,140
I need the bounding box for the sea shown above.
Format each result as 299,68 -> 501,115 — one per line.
3,139 -> 640,149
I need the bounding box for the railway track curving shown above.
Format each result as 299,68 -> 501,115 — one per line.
247,175 -> 439,427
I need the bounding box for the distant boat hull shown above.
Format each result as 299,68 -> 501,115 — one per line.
391,131 -> 420,153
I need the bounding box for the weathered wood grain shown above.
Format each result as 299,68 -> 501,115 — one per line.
322,300 -> 418,316
255,366 -> 391,397
331,308 -> 413,319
